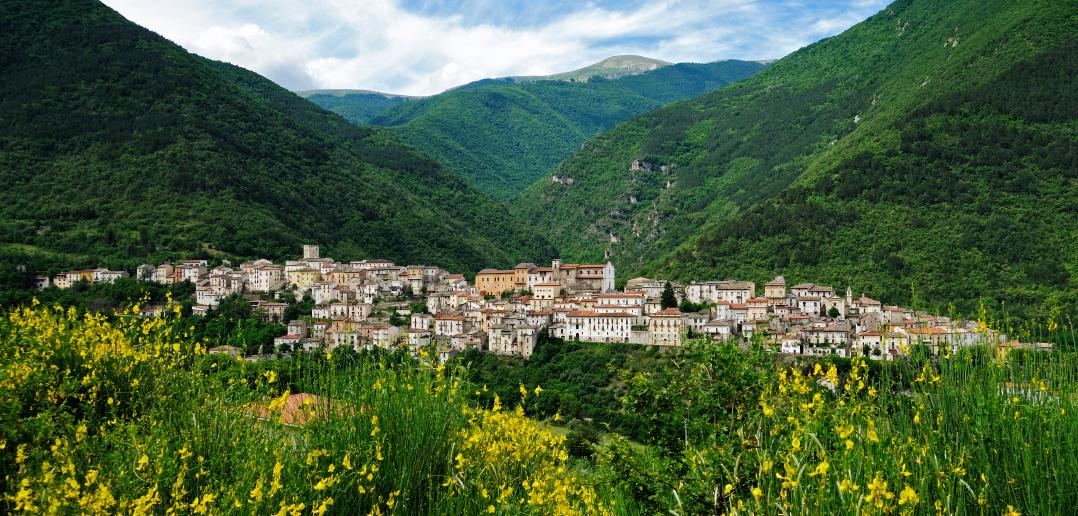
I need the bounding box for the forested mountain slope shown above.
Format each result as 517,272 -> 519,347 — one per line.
0,0 -> 555,275
357,60 -> 765,199
515,0 -> 1077,317
295,90 -> 416,124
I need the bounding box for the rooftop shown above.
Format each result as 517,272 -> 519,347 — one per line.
567,310 -> 635,318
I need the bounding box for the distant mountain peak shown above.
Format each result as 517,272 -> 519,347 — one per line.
516,55 -> 672,83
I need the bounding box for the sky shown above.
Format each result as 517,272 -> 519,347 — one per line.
101,0 -> 889,96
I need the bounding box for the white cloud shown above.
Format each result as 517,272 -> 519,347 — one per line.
101,0 -> 887,96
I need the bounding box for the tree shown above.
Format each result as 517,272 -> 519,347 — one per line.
565,423 -> 599,458
215,294 -> 252,320
828,306 -> 841,318
284,294 -> 314,322
660,282 -> 677,309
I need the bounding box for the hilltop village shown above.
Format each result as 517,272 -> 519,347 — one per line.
40,245 -> 1002,362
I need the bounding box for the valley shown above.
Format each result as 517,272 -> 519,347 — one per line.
0,0 -> 1075,514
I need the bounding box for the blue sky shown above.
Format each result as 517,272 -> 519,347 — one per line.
102,0 -> 889,96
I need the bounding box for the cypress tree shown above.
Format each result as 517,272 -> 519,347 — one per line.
661,282 -> 677,309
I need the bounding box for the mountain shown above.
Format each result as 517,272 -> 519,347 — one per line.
357,60 -> 765,199
297,55 -> 672,125
294,89 -> 419,124
0,0 -> 555,275
516,55 -> 671,83
514,0 -> 1077,317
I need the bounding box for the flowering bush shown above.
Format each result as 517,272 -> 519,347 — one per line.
446,390 -> 613,515
0,303 -> 617,514
598,335 -> 1078,515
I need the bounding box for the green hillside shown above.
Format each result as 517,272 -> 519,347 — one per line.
295,90 -> 416,124
515,0 -> 1077,317
359,60 -> 765,199
0,0 -> 555,276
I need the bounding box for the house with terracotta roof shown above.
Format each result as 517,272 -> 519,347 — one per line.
253,301 -> 287,322
554,259 -> 616,293
368,323 -> 400,350
764,275 -> 787,300
594,294 -> 645,319
803,324 -> 851,357
649,308 -> 686,346
703,319 -> 736,341
798,296 -> 823,315
565,310 -> 635,343
712,301 -> 732,320
273,333 -> 303,350
685,280 -> 755,304
526,311 -> 552,328
729,303 -> 748,323
905,326 -> 969,355
434,313 -> 467,336
93,268 -> 129,284
326,329 -> 360,351
475,268 -> 516,297
780,335 -> 802,354
624,277 -> 666,299
410,313 -> 433,331
854,331 -> 886,359
329,302 -> 371,322
747,297 -> 770,321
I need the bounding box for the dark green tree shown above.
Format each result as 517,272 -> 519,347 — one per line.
660,282 -> 677,309
284,294 -> 315,322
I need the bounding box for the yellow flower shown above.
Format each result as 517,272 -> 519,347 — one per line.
313,498 -> 333,516
865,474 -> 894,508
752,487 -> 763,499
533,385 -> 543,397
809,461 -> 830,477
1004,505 -> 1021,516
839,479 -> 859,493
899,485 -> 919,506
249,479 -> 264,502
519,384 -> 528,399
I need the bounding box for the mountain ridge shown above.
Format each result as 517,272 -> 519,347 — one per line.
514,0 -> 1077,317
294,90 -> 417,124
510,55 -> 671,83
356,60 -> 766,199
0,0 -> 555,275
294,89 -> 422,99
